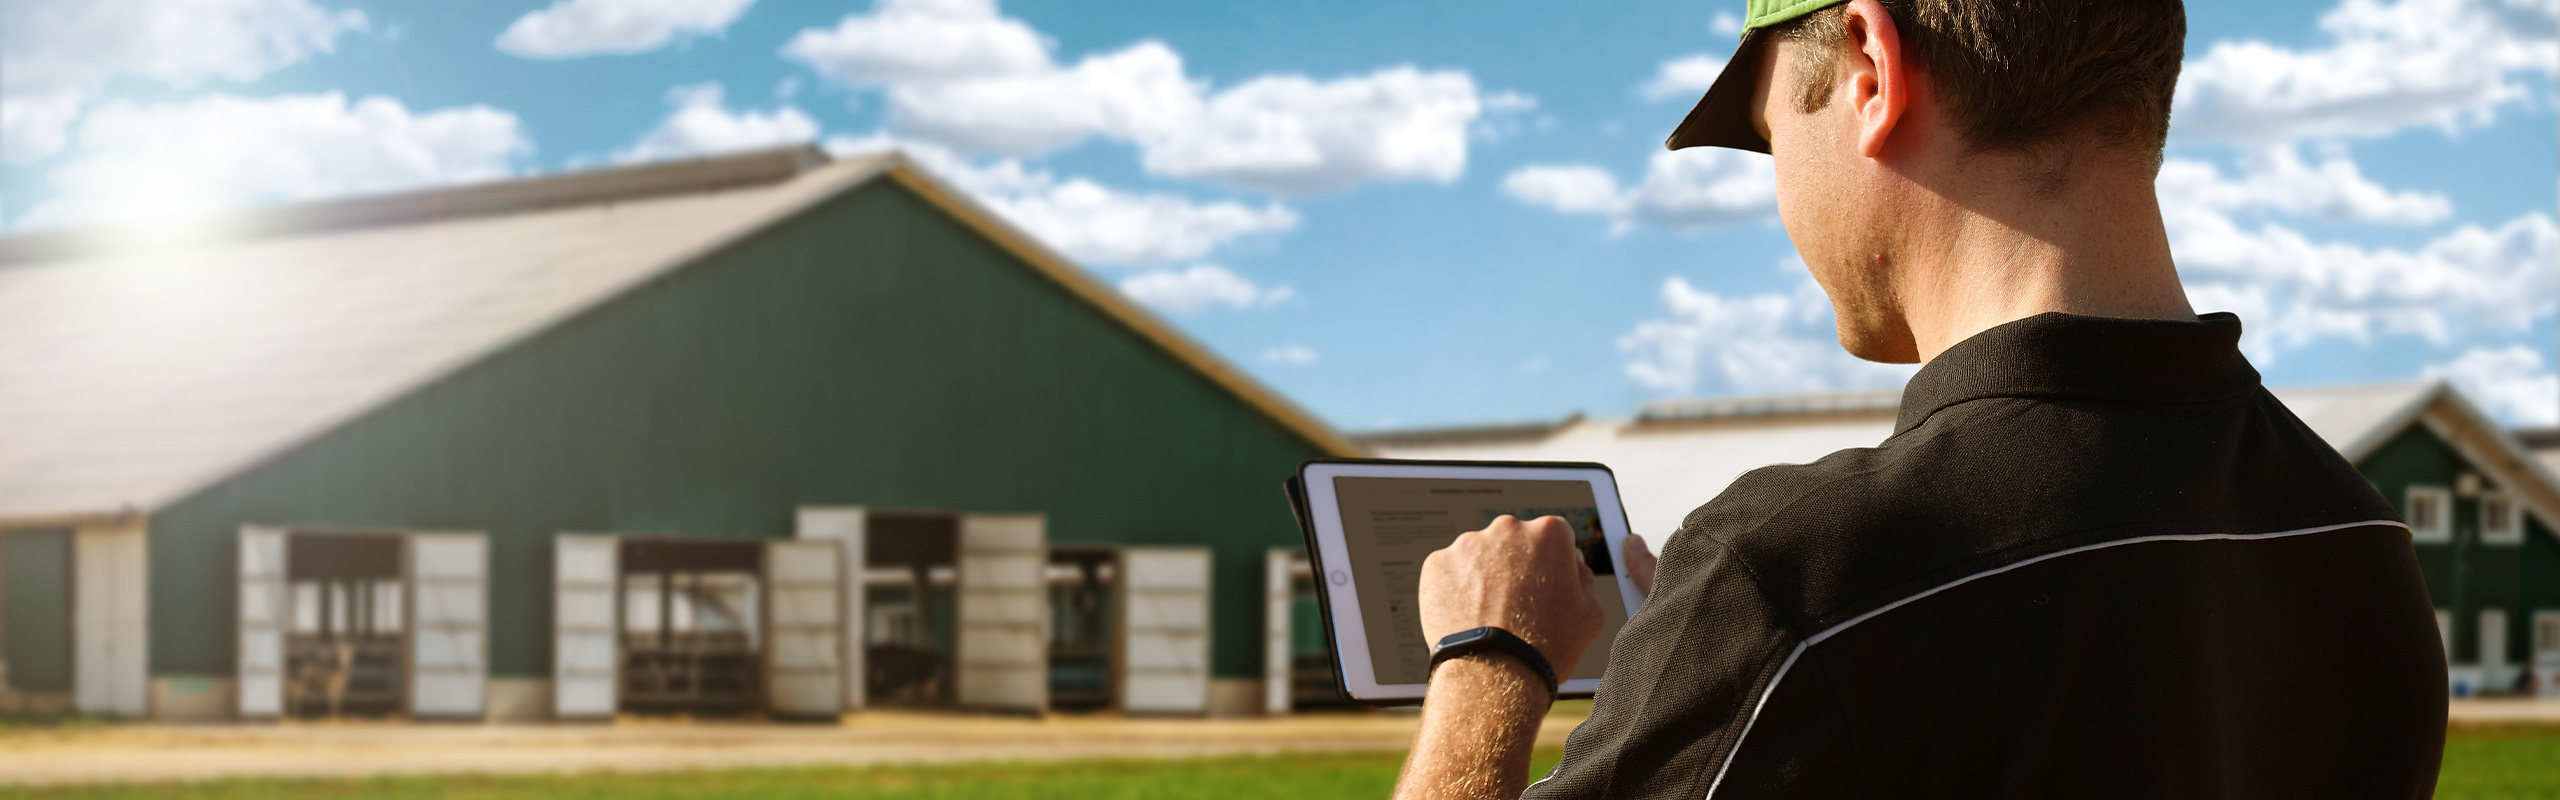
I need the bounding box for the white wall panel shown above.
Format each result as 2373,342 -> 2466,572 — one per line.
794,508 -> 867,711
409,533 -> 487,718
236,526 -> 287,718
957,514 -> 1046,713
1120,547 -> 1210,715
765,539 -> 842,718
1264,549 -> 1297,715
553,534 -> 619,719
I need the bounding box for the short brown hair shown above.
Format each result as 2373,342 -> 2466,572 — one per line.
1774,0 -> 2185,155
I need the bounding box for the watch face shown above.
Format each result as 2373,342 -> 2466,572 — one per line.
1434,626 -> 1492,653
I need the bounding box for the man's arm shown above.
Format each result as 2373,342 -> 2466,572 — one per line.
1391,515 -> 1608,800
1394,652 -> 1553,799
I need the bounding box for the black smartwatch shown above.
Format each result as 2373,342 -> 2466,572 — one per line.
1428,626 -> 1560,696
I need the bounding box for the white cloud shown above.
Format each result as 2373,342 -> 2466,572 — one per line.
1710,12 -> 1746,37
2144,142 -> 2554,362
1262,345 -> 1321,365
1639,52 -> 1728,102
1504,147 -> 1777,233
1618,275 -> 1917,396
779,0 -> 1051,84
2155,145 -> 2453,225
2426,344 -> 2560,428
883,40 -> 1198,156
1136,66 -> 1491,194
1118,264 -> 1294,314
786,0 -> 1518,195
2174,0 -> 2558,142
20,92 -> 528,229
615,83 -> 817,164
826,134 -> 1298,266
2173,209 -> 2558,357
1503,166 -> 1621,215
496,0 -> 757,59
1,0 -> 367,162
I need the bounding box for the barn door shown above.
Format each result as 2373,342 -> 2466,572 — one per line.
1264,548 -> 1296,715
1119,547 -> 1211,715
74,523 -> 148,716
765,539 -> 844,718
956,514 -> 1046,713
409,533 -> 487,718
794,507 -> 867,711
237,526 -> 288,718
553,534 -> 619,719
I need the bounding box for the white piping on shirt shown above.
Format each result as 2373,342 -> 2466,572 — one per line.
1695,519 -> 2411,799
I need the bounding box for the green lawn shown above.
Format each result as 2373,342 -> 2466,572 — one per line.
0,751 -> 1506,800
0,733 -> 2550,798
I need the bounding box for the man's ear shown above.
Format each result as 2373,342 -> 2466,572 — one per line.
1841,0 -> 1908,159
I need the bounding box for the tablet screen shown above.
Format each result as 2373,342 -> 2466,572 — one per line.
1330,476 -> 1632,686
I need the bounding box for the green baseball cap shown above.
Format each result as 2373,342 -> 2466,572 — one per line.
1665,0 -> 1851,153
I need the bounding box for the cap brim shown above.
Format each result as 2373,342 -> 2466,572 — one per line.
1664,31 -> 1771,154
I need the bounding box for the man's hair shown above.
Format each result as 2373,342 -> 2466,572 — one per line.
1773,0 -> 2185,156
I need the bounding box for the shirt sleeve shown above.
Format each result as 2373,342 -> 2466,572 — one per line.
1520,527 -> 1797,799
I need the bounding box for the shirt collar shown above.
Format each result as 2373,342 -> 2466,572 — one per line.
1894,311 -> 2262,435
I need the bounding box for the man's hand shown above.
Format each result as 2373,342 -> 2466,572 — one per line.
1395,515 -> 1607,800
1417,515 -> 1607,679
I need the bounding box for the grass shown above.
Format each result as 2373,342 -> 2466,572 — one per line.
0,750 -> 1528,800
0,731 -> 2548,798
2436,724 -> 2560,799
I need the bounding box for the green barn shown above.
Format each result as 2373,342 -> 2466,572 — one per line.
0,146 -> 1356,721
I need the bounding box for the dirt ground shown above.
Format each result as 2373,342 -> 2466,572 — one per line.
0,710 -> 1579,787
3,699 -> 2551,786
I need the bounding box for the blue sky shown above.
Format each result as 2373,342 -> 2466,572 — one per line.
5,0 -> 2554,432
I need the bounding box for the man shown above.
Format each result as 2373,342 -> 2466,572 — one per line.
1394,1 -> 2448,797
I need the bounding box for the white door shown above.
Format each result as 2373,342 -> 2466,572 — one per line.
794,507 -> 867,711
1264,549 -> 1297,715
554,534 -> 620,719
2481,609 -> 2510,690
956,514 -> 1046,713
237,526 -> 288,718
73,524 -> 148,716
409,533 -> 487,718
766,539 -> 844,717
1120,547 -> 1211,715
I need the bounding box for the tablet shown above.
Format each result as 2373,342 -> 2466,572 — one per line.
1284,458 -> 1643,704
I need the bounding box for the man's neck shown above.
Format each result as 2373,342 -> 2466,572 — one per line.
1891,147 -> 2196,363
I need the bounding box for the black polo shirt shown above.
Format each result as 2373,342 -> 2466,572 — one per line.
1522,312 -> 2447,799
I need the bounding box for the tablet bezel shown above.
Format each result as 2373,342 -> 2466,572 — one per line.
1292,458 -> 1643,704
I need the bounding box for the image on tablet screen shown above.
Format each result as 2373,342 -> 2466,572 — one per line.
1331,476 -> 1631,685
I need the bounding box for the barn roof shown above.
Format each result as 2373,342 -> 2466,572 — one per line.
1362,381 -> 2559,540
0,146 -> 1356,524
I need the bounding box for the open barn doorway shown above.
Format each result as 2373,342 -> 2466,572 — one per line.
617,539 -> 763,716
862,513 -> 958,709
1046,548 -> 1116,711
282,532 -> 405,719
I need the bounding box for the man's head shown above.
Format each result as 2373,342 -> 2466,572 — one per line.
1670,0 -> 2186,363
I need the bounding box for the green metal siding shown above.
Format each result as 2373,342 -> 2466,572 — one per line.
3,529 -> 73,693
2524,516 -> 2560,661
150,179 -> 1329,680
2358,425 -> 2525,664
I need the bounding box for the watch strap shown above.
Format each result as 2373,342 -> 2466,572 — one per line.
1428,626 -> 1560,695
